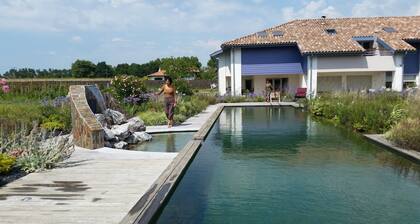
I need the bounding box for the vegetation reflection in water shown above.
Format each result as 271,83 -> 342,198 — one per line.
132,132 -> 193,153
154,107 -> 420,224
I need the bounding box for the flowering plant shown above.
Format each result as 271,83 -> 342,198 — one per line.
0,78 -> 10,94
110,75 -> 147,100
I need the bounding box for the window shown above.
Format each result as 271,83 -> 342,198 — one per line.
325,28 -> 337,35
257,31 -> 268,37
383,27 -> 397,33
272,31 -> 284,37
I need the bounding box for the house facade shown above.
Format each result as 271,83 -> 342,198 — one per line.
212,16 -> 420,97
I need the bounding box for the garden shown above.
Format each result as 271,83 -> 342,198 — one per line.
308,90 -> 420,152
0,75 -> 264,182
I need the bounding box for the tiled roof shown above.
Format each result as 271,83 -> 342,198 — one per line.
222,16 -> 420,54
148,68 -> 166,77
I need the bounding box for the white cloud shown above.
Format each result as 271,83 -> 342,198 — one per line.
71,35 -> 82,43
280,0 -> 341,21
111,37 -> 128,42
48,51 -> 56,56
351,0 -> 418,17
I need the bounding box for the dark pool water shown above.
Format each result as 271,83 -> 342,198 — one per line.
132,132 -> 193,152
154,107 -> 420,224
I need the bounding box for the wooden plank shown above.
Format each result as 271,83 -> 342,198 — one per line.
120,140 -> 202,224
193,105 -> 224,140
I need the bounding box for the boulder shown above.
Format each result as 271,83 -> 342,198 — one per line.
95,114 -> 108,128
133,132 -> 152,142
105,109 -> 126,125
111,123 -> 131,140
103,128 -> 116,141
125,135 -> 140,144
114,141 -> 128,149
104,141 -> 114,148
127,117 -> 146,132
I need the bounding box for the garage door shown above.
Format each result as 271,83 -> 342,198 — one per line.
318,76 -> 342,92
347,75 -> 372,91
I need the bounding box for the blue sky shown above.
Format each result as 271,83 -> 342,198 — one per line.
0,0 -> 419,73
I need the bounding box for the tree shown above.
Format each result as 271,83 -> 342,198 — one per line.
197,58 -> 217,81
71,60 -> 96,78
160,56 -> 201,79
115,63 -> 130,75
128,63 -> 142,76
95,62 -> 114,78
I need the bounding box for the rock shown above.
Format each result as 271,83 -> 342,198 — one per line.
127,117 -> 146,132
103,128 -> 116,141
126,132 -> 152,144
114,141 -> 128,149
104,141 -> 114,148
125,135 -> 140,144
95,114 -> 108,128
133,132 -> 152,142
111,123 -> 131,140
105,109 -> 126,125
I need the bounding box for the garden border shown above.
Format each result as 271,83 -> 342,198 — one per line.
364,134 -> 420,162
120,102 -> 301,224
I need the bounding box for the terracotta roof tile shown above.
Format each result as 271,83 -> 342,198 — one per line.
222,16 -> 420,54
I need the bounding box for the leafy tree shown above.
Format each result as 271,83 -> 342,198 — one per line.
128,63 -> 143,77
198,58 -> 217,81
115,63 -> 130,75
95,62 -> 114,78
71,60 -> 96,78
160,57 -> 201,79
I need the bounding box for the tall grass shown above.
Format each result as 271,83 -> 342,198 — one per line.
309,92 -> 406,133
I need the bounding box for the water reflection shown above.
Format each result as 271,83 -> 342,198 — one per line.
132,132 -> 193,153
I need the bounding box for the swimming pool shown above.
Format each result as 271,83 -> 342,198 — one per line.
154,107 -> 420,224
131,132 -> 193,153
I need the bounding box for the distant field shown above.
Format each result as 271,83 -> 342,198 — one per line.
5,78 -> 213,94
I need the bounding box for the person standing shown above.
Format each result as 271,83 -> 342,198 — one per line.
265,80 -> 273,102
156,76 -> 177,128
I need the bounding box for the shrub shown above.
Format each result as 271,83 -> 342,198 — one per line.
2,132 -> 73,173
386,118 -> 420,152
175,79 -> 193,96
309,92 -> 406,133
138,111 -> 167,125
0,153 -> 16,174
110,75 -> 147,100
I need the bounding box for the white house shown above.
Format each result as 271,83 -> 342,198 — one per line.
211,16 -> 420,97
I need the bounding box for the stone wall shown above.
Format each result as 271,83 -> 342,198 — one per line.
69,85 -> 104,149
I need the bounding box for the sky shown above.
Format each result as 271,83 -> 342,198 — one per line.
0,0 -> 419,73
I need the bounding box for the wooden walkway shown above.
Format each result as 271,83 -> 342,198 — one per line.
0,148 -> 176,224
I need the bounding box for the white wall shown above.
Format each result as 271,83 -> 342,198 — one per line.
317,72 -> 386,92
392,54 -> 404,91
217,52 -> 231,95
317,55 -> 395,72
231,48 -> 242,96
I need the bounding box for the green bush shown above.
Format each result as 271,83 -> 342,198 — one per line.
8,133 -> 74,173
386,118 -> 420,152
139,111 -> 167,125
0,153 -> 16,174
309,92 -> 406,133
110,75 -> 147,99
175,79 -> 193,96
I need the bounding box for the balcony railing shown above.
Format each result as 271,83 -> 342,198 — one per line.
362,49 -> 394,56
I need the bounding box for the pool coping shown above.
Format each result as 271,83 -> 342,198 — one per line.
120,102 -> 302,224
364,134 -> 420,162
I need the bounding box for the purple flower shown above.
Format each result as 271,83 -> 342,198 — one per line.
2,85 -> 10,93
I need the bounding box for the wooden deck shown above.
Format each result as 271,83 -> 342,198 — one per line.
0,148 -> 176,224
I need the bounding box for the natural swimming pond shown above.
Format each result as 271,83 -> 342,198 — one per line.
154,107 -> 420,224
132,132 -> 193,152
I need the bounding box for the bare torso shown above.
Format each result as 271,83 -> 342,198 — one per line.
162,84 -> 175,98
